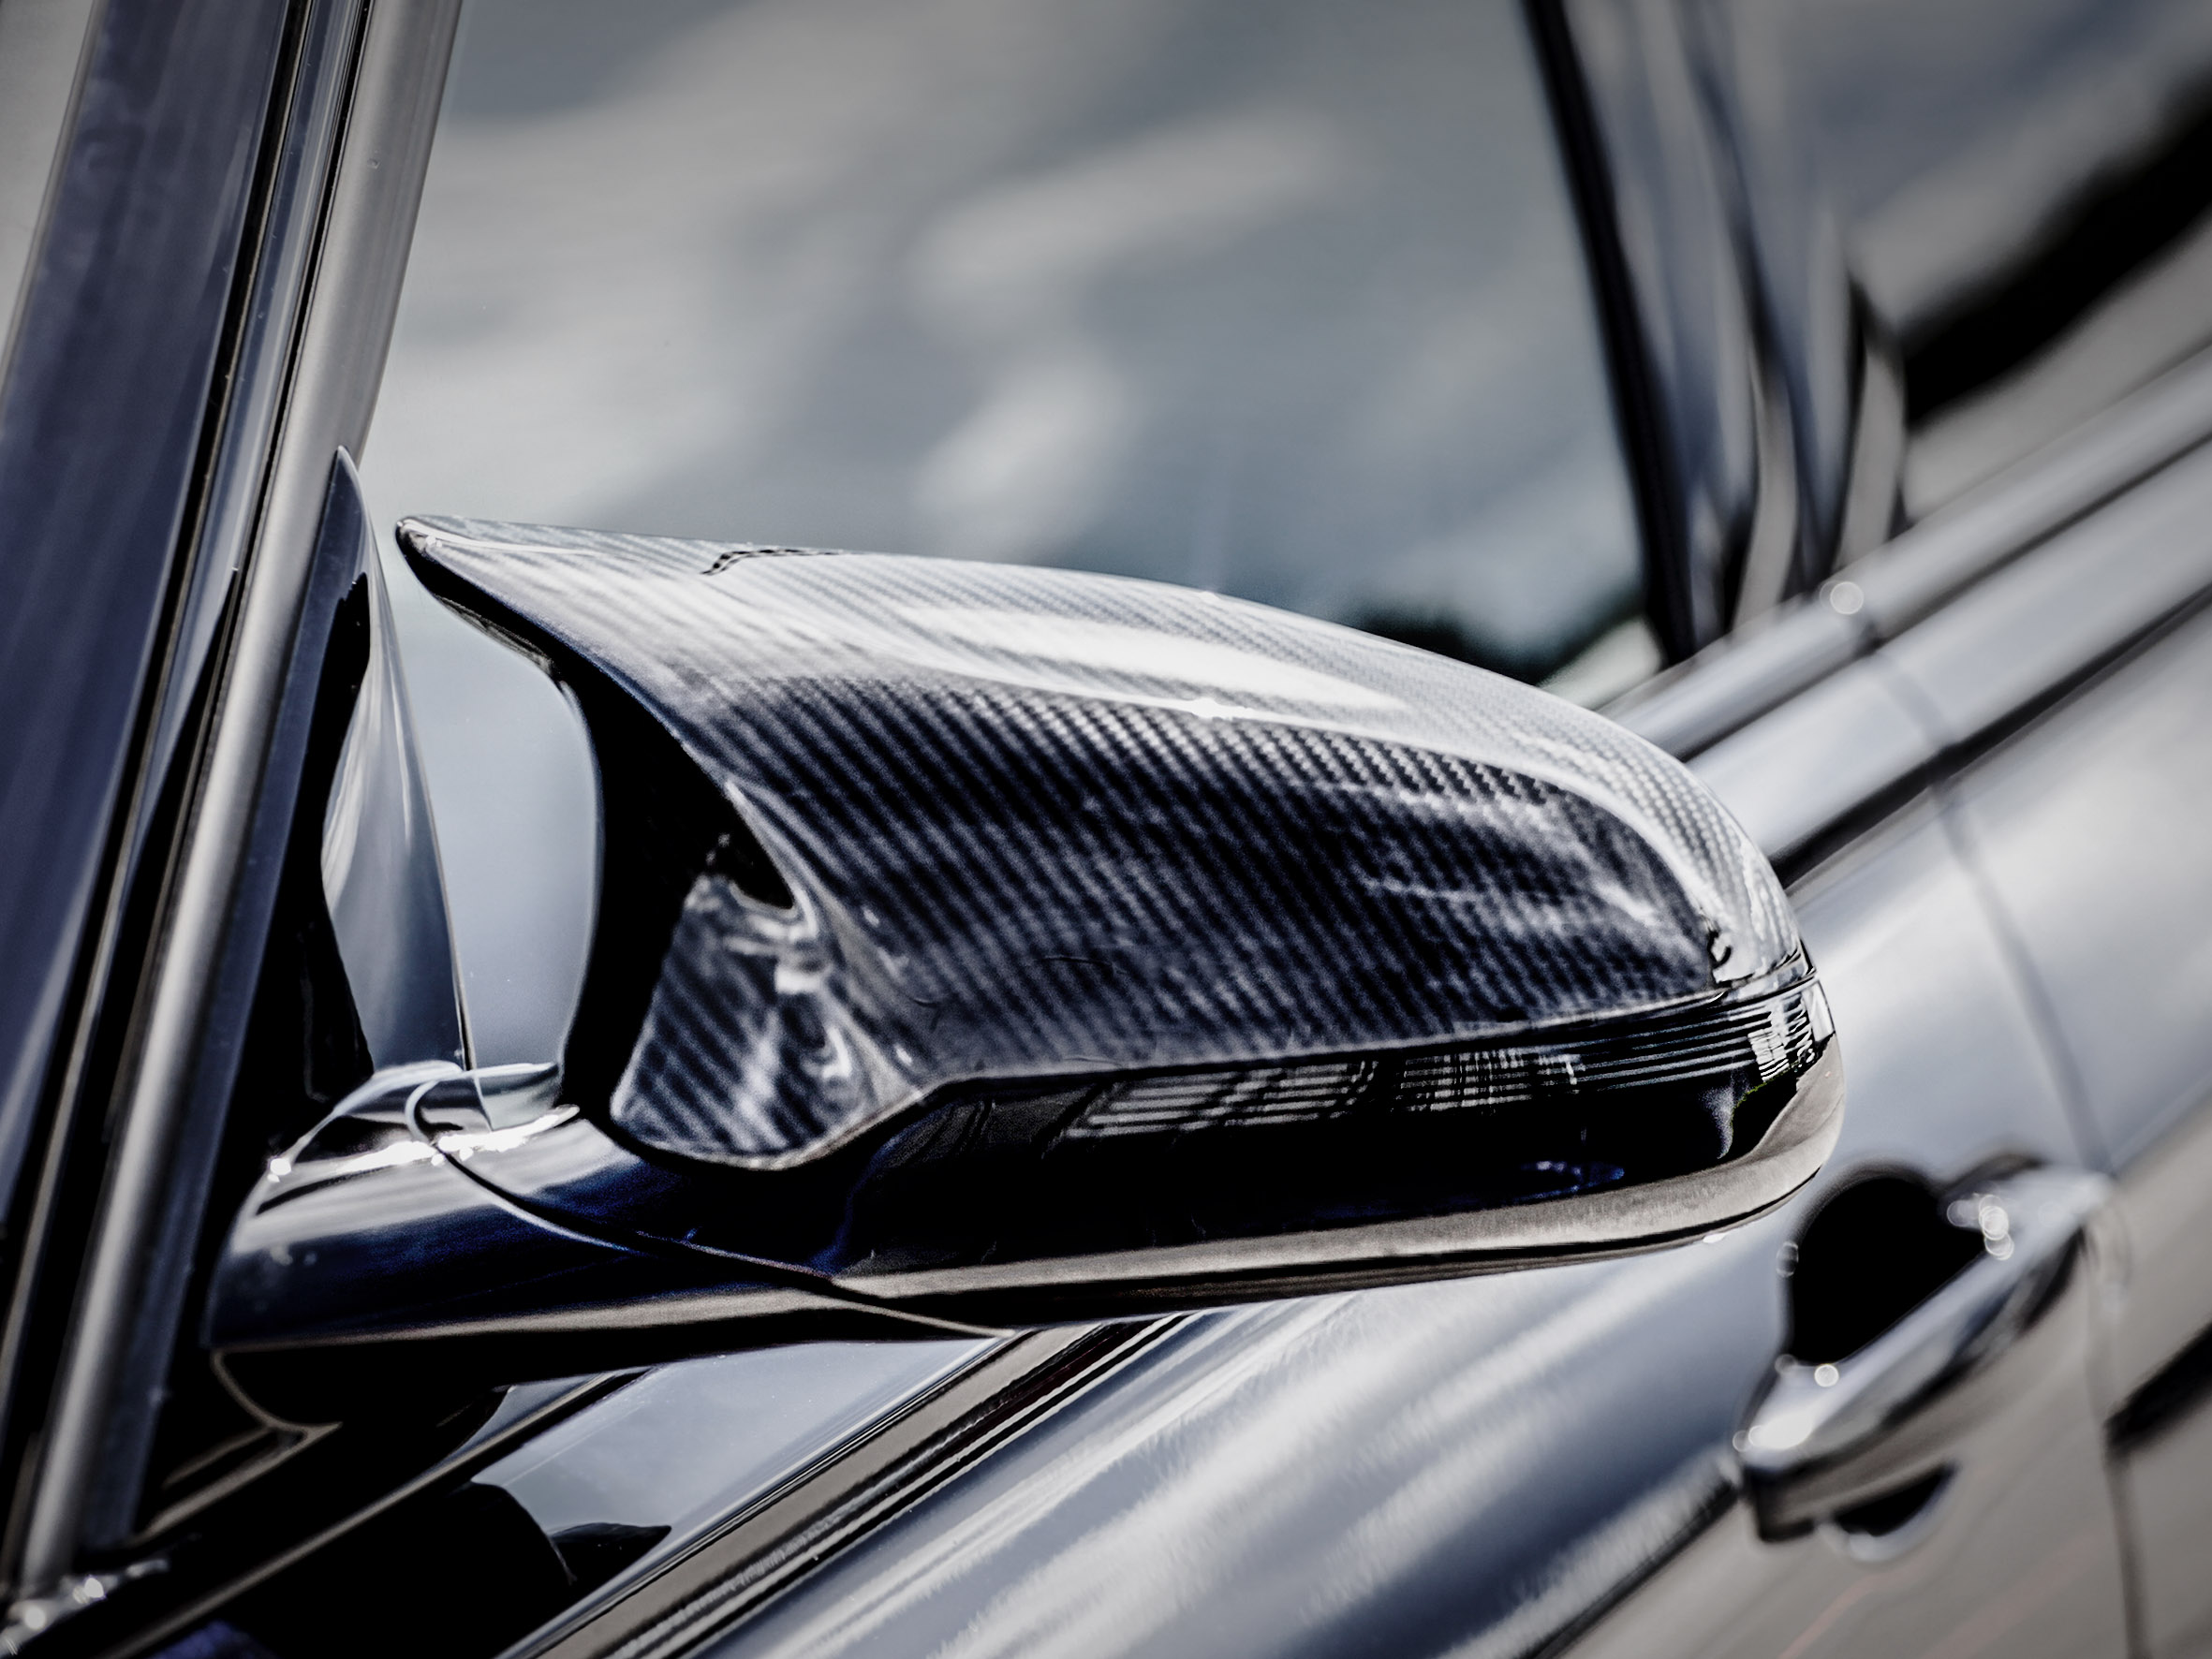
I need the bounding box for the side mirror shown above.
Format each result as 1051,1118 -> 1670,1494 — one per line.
209,464 -> 1840,1417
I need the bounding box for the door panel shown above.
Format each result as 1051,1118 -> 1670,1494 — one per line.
2124,1384 -> 2212,1659
1946,600 -> 2212,1659
1565,1259 -> 2121,1659
2101,1094 -> 2212,1416
1947,602 -> 2212,1172
1556,808 -> 2125,1659
1784,808 -> 2081,1173
686,802 -> 2127,1659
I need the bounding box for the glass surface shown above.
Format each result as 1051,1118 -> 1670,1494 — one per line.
361,0 -> 1638,684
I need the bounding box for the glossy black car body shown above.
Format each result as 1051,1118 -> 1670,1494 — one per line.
3,1 -> 2212,1655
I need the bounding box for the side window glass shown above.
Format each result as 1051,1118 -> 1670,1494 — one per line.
1778,0 -> 2212,516
364,0 -> 1644,698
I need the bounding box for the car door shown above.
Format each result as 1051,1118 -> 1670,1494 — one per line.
1918,468 -> 2212,1659
1560,412 -> 2212,1659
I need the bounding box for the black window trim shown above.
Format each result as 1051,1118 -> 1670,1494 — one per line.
1522,0 -> 1702,668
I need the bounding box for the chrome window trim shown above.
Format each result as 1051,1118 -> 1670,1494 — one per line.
1618,342 -> 2212,762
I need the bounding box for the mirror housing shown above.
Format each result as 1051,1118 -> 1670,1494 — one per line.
209,483 -> 1840,1417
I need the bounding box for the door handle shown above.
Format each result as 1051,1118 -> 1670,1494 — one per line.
1738,1166 -> 2107,1534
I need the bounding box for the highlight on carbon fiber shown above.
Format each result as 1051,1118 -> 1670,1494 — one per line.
395,518 -> 1811,1172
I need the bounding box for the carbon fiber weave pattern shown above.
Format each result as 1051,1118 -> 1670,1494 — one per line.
401,520 -> 1799,1169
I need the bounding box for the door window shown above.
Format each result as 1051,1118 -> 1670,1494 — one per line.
363,0 -> 1643,690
